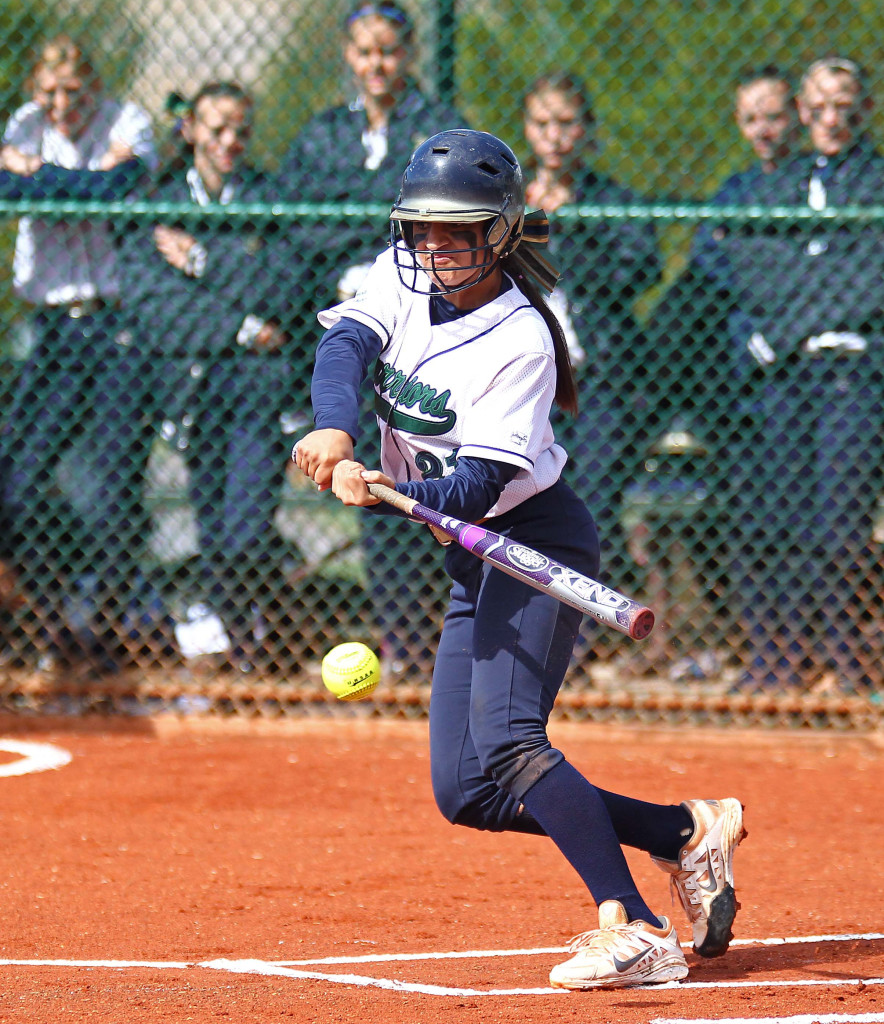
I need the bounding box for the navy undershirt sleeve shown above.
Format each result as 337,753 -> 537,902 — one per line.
365,456 -> 517,522
311,316 -> 383,440
398,456 -> 518,522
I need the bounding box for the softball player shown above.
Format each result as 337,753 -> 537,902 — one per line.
295,130 -> 746,989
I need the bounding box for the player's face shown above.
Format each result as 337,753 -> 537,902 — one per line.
34,62 -> 99,138
344,15 -> 409,102
734,78 -> 796,164
188,95 -> 252,183
524,88 -> 586,174
798,68 -> 863,156
410,220 -> 494,291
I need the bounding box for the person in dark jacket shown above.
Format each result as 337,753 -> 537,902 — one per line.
637,68 -> 801,679
650,67 -> 801,447
280,2 -> 467,672
279,1 -> 466,309
690,66 -> 800,287
0,157 -> 149,668
117,82 -> 300,670
521,72 -> 661,616
719,57 -> 884,693
0,36 -> 159,675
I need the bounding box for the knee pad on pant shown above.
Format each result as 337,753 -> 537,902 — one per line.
481,739 -> 565,803
431,740 -> 565,830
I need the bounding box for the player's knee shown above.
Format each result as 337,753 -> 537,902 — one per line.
431,767 -> 519,832
430,769 -> 463,825
473,729 -> 565,803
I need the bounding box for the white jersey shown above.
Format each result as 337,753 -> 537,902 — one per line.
318,244 -> 567,519
3,98 -> 158,305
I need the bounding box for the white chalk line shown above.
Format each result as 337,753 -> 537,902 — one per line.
203,959 -> 561,995
2,932 -> 880,973
277,932 -> 884,965
200,961 -> 884,996
0,960 -> 192,969
0,931 -> 881,998
0,740 -> 72,777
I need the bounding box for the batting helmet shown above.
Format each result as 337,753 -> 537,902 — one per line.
390,129 -> 526,293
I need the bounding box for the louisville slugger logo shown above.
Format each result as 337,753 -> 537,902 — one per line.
505,544 -> 549,572
374,362 -> 456,436
548,565 -> 632,609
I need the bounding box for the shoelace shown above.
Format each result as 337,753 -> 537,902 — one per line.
566,929 -> 599,951
566,922 -> 651,952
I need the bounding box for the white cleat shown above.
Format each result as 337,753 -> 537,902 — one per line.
549,899 -> 689,990
652,797 -> 747,958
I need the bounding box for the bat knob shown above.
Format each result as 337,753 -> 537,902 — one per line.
631,608 -> 655,640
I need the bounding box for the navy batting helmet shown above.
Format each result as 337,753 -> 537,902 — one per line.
390,129 -> 526,293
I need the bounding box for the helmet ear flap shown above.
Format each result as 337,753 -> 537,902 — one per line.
485,200 -> 524,256
394,219 -> 414,247
485,213 -> 508,252
500,211 -> 525,256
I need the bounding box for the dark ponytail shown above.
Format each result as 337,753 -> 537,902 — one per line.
501,245 -> 578,416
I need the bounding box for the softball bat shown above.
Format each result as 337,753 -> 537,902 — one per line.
366,482 -> 654,640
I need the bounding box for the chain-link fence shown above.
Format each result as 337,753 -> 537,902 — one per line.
0,1 -> 882,727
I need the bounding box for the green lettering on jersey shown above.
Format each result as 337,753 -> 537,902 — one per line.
373,359 -> 456,436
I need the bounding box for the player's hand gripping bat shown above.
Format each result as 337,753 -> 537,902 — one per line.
366,482 -> 654,640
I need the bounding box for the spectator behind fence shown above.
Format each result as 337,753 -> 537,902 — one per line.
691,66 -> 801,285
0,34 -> 157,673
522,72 -> 661,607
0,157 -> 149,659
719,57 -> 884,694
651,67 -> 800,385
638,67 -> 800,680
281,1 -> 467,671
279,0 -> 466,318
116,82 -> 301,674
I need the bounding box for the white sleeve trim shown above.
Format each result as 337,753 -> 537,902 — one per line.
317,306 -> 389,343
458,443 -> 533,471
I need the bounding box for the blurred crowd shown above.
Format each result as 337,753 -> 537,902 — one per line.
0,5 -> 881,699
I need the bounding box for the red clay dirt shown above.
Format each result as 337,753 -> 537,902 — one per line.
0,713 -> 882,1023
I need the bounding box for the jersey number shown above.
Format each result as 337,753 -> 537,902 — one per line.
415,449 -> 458,480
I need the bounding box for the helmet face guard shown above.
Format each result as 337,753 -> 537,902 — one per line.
390,208 -> 515,295
390,130 -> 526,295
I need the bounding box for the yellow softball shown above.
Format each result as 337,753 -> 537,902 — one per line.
321,642 -> 381,701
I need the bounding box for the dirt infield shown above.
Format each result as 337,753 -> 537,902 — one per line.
0,713 -> 882,1023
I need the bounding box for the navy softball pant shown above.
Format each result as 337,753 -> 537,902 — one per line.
429,479 -> 600,831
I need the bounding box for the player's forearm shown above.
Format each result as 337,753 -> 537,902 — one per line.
399,457 -> 518,523
311,379 -> 363,439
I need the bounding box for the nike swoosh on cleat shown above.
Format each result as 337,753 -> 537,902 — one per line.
698,849 -> 719,892
613,945 -> 653,973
